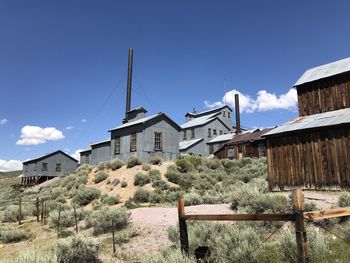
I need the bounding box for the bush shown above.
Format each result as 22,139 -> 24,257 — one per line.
205,158 -> 222,170
144,248 -> 196,263
85,206 -> 130,235
126,156 -> 142,168
134,172 -> 150,186
149,169 -> 161,181
72,187 -> 101,206
97,161 -> 107,171
54,235 -> 100,263
183,192 -> 203,206
48,209 -> 84,228
133,188 -> 151,203
114,228 -> 140,245
2,205 -> 23,222
152,180 -> 169,190
0,227 -> 31,243
185,156 -> 203,169
165,167 -> 181,184
121,181 -> 128,188
5,247 -> 57,263
149,156 -> 162,165
175,159 -> 194,173
93,171 -> 108,184
338,192 -> 350,207
101,194 -> 120,205
277,226 -> 330,262
110,159 -> 124,170
142,164 -> 151,171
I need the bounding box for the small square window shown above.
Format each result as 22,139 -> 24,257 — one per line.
213,129 -> 217,135
42,163 -> 48,171
208,128 -> 212,138
56,163 -> 61,172
228,112 -> 231,118
220,130 -> 223,135
223,111 -> 226,117
183,130 -> 187,140
191,129 -> 195,139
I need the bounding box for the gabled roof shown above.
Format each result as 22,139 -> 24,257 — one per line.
179,138 -> 203,151
109,113 -> 181,132
207,133 -> 234,144
226,128 -> 274,145
23,150 -> 79,165
181,112 -> 221,129
90,139 -> 110,147
185,105 -> 232,117
264,108 -> 350,137
295,57 -> 350,87
80,149 -> 92,154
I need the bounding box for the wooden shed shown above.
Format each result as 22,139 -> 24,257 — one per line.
266,57 -> 350,190
215,128 -> 273,160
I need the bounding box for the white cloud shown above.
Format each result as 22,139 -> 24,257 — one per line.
65,126 -> 74,130
71,149 -> 84,161
0,118 -> 8,125
204,88 -> 297,113
81,118 -> 87,123
16,125 -> 65,146
0,160 -> 23,172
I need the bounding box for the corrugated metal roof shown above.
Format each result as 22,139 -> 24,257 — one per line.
264,108 -> 350,136
186,105 -> 229,117
181,112 -> 220,129
90,139 -> 110,147
208,133 -> 234,144
109,114 -> 159,131
23,150 -> 79,164
295,57 -> 350,86
227,128 -> 274,144
179,138 -> 203,150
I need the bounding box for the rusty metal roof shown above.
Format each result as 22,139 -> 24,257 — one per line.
295,57 -> 350,86
264,108 -> 350,136
226,128 -> 274,145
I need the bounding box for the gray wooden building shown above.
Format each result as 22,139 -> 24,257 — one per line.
22,150 -> 78,185
179,105 -> 233,156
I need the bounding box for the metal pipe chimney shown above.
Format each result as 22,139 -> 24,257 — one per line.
235,94 -> 241,134
124,48 -> 133,123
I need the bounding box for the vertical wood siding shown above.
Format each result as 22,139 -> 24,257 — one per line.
267,126 -> 350,190
297,73 -> 350,116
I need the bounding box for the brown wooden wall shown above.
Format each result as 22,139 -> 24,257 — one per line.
215,142 -> 265,160
297,73 -> 350,116
266,126 -> 350,190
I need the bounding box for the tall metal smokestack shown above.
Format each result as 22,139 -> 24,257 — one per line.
235,94 -> 241,134
124,48 -> 133,123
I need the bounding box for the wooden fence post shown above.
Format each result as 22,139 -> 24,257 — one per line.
44,202 -> 47,225
36,197 -> 39,222
293,188 -> 309,263
74,206 -> 78,233
112,219 -> 116,254
18,197 -> 22,225
177,197 -> 189,256
57,203 -> 62,233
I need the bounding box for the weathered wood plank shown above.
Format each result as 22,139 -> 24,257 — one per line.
304,207 -> 350,221
184,213 -> 295,221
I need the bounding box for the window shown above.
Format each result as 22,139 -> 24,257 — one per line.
209,144 -> 214,154
183,130 -> 187,140
56,163 -> 61,172
42,163 -> 48,171
114,136 -> 121,155
223,111 -> 226,117
84,156 -> 89,164
228,112 -> 231,118
154,132 -> 163,151
34,164 -> 37,172
220,130 -> 223,135
258,143 -> 265,157
213,129 -> 217,136
245,144 -> 252,156
191,129 -> 195,139
130,133 -> 137,152
24,165 -> 28,172
208,128 -> 212,138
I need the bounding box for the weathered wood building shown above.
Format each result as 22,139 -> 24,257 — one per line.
22,150 -> 78,185
215,128 -> 273,160
265,57 -> 350,190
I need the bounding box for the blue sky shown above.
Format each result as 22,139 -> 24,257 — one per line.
1,0 -> 350,171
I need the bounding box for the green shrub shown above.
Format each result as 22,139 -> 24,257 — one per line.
58,229 -> 74,239
85,207 -> 130,235
277,226 -> 330,262
5,247 -> 57,263
165,167 -> 181,184
152,180 -> 169,190
144,248 -> 196,263
114,228 -> 140,245
93,171 -> 108,184
338,192 -> 350,207
97,161 -> 107,170
126,156 -> 142,168
149,156 -> 162,165
175,158 -> 194,173
133,188 -> 151,203
76,164 -> 92,173
110,159 -> 124,170
2,205 -> 23,222
185,156 -> 203,169
142,164 -> 151,171
72,187 -> 101,206
304,201 -> 317,212
205,158 -> 222,170
0,227 -> 31,243
48,209 -> 84,228
149,169 -> 161,181
101,194 -> 120,205
121,181 -> 128,188
183,192 -> 203,206
134,172 -> 150,186
54,235 -> 100,263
